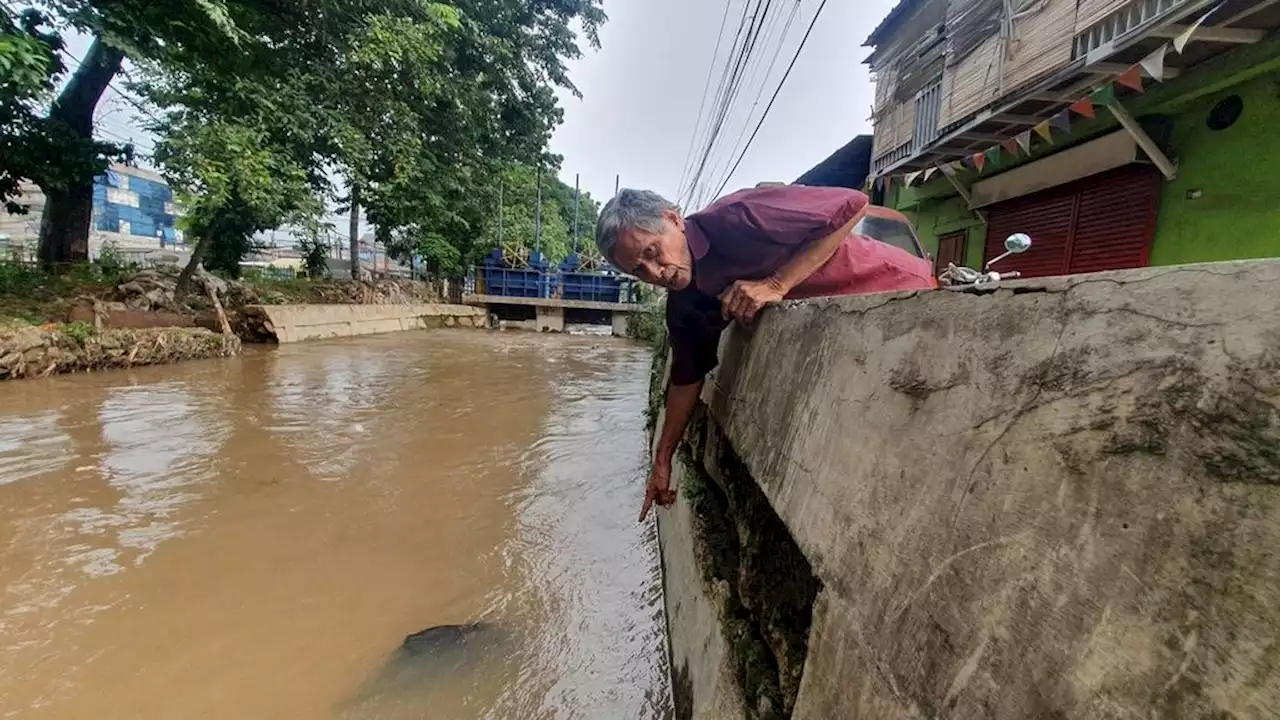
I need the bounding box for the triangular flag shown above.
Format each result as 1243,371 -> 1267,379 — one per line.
1140,44 -> 1169,81
961,155 -> 976,170
972,152 -> 986,172
923,167 -> 938,183
1015,130 -> 1033,154
1070,97 -> 1095,119
1115,65 -> 1144,93
1033,120 -> 1054,144
1090,83 -> 1116,106
1001,138 -> 1021,156
1051,110 -> 1072,133
904,170 -> 922,186
1174,5 -> 1220,54
985,145 -> 1001,165
874,176 -> 885,191
939,162 -> 958,178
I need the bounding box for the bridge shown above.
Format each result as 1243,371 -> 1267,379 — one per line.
462,247 -> 645,336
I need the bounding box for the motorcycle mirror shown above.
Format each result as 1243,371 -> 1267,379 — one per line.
1004,233 -> 1032,254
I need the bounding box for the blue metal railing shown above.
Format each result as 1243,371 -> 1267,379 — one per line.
468,250 -> 638,304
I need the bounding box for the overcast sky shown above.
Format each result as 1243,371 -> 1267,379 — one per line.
550,0 -> 897,206
66,0 -> 896,217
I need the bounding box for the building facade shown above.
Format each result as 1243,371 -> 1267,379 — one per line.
865,0 -> 1280,277
91,164 -> 185,255
0,164 -> 187,262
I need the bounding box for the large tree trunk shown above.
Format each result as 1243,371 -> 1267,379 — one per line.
348,186 -> 362,282
37,36 -> 125,265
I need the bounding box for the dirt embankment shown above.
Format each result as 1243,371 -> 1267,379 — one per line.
0,265 -> 449,381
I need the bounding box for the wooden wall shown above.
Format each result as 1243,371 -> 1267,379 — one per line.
1003,0 -> 1080,91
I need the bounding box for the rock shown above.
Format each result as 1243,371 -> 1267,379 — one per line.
401,622 -> 487,656
118,281 -> 146,296
444,316 -> 457,328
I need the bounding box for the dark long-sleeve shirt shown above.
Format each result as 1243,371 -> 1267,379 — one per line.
666,185 -> 936,386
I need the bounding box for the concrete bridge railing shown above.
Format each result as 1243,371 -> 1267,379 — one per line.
658,259 -> 1280,719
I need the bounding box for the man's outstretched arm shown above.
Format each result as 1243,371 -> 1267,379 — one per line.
641,380 -> 702,521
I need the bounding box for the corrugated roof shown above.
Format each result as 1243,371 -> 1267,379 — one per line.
864,0 -> 925,46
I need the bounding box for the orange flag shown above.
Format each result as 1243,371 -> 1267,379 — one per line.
1116,65 -> 1144,92
1070,97 -> 1095,119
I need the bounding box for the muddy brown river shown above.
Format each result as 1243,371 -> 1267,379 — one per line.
0,331 -> 670,719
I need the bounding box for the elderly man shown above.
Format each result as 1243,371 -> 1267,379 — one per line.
595,184 -> 937,521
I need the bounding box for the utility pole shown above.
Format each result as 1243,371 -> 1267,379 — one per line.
614,174 -> 620,197
572,173 -> 581,253
534,165 -> 542,254
497,175 -> 504,247
348,185 -> 361,282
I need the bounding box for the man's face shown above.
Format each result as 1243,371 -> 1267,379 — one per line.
611,210 -> 694,291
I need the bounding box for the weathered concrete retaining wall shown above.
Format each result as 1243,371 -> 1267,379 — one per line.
247,303 -> 486,343
661,259 -> 1280,718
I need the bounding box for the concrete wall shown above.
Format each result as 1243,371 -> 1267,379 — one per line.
661,259 -> 1280,718
249,303 -> 486,343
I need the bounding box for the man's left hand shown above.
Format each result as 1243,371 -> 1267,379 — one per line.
719,277 -> 786,326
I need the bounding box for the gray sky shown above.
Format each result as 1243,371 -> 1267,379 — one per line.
549,0 -> 896,207
64,0 -> 895,218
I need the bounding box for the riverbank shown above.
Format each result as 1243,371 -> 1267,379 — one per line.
0,261 -> 461,381
0,321 -> 240,380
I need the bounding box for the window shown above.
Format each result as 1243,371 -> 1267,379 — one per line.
913,80 -> 943,155
855,214 -> 927,259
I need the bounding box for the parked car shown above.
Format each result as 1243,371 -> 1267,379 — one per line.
855,205 -> 930,261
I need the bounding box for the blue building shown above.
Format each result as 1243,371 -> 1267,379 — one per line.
91,164 -> 184,249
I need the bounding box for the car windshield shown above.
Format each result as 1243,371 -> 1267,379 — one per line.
854,215 -> 923,258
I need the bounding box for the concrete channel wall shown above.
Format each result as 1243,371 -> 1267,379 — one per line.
248,304 -> 486,343
658,259 -> 1280,719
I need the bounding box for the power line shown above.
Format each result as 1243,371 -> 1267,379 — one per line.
676,0 -> 737,204
703,0 -> 803,198
681,0 -> 773,208
710,0 -> 830,201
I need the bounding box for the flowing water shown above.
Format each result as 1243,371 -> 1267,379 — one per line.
0,331 -> 670,719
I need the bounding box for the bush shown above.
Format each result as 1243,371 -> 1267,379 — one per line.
627,299 -> 666,348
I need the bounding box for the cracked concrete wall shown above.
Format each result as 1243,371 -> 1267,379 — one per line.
692,259 -> 1280,718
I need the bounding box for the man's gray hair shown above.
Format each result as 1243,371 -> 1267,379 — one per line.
595,189 -> 679,262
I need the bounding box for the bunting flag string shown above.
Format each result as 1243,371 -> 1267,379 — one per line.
870,15 -> 1226,188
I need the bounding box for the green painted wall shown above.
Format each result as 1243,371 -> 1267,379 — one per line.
1150,73 -> 1280,266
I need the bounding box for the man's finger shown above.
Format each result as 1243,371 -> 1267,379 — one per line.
639,491 -> 654,522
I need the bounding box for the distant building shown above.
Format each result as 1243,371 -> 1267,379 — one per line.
0,164 -> 189,264
91,164 -> 186,257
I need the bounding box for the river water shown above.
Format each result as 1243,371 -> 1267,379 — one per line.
0,331 -> 670,719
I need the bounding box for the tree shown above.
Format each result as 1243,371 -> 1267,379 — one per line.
15,0 -> 248,264
155,117 -> 319,290
137,0 -> 605,280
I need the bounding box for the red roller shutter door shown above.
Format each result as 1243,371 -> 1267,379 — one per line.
984,165 -> 1161,278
